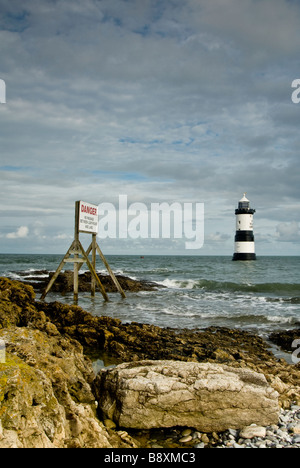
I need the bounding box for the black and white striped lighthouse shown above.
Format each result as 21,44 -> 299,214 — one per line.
232,193 -> 256,261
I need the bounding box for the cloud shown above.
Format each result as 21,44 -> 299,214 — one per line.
6,226 -> 29,239
276,222 -> 300,243
206,232 -> 231,243
0,0 -> 300,254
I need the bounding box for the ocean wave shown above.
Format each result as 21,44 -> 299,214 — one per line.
153,308 -> 299,328
266,296 -> 300,304
160,279 -> 196,289
266,315 -> 297,324
161,278 -> 300,296
7,272 -> 23,281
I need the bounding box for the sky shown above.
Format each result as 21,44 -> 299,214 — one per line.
0,0 -> 300,256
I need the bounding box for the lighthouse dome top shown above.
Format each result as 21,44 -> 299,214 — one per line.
236,193 -> 255,214
240,193 -> 249,203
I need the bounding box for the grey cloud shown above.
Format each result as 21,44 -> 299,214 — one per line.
276,222 -> 300,242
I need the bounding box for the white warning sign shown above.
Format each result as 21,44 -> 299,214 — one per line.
78,201 -> 98,234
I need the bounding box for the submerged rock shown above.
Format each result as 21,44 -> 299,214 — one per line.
16,270 -> 161,294
269,329 -> 300,353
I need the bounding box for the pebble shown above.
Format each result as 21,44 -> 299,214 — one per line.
239,425 -> 266,439
201,434 -> 210,444
194,442 -> 205,449
181,429 -> 192,437
291,425 -> 300,434
179,435 -> 193,443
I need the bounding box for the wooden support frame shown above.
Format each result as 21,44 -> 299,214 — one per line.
40,201 -> 126,302
81,239 -> 126,299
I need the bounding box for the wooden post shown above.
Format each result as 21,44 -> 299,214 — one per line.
77,240 -> 109,301
91,233 -> 96,297
40,241 -> 75,301
96,243 -> 126,298
74,201 -> 80,303
78,240 -> 126,299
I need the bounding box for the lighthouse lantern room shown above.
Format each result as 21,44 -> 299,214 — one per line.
232,193 -> 256,261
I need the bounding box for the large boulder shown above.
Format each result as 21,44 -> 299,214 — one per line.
94,360 -> 279,433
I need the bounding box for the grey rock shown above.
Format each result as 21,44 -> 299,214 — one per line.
239,425 -> 267,439
94,360 -> 279,432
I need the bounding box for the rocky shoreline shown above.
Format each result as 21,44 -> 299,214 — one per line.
0,276 -> 300,448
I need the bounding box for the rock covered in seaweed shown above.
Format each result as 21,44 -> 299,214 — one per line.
269,329 -> 300,354
0,278 -> 138,448
0,327 -> 110,448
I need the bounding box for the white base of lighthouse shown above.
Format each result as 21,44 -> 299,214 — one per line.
232,194 -> 256,261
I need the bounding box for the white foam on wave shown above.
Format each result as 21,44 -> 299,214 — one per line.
160,278 -> 197,290
266,315 -> 295,324
7,272 -> 22,280
25,272 -> 49,278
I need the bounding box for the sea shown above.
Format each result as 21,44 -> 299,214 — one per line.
0,254 -> 299,343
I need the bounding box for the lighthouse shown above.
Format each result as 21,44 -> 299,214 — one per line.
232,193 -> 256,261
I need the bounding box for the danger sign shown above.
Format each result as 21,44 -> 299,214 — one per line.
78,201 -> 98,234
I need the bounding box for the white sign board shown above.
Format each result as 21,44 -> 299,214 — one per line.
78,201 -> 98,234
